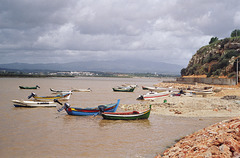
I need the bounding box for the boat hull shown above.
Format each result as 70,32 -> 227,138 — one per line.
32,93 -> 71,101
101,106 -> 151,120
71,88 -> 92,92
12,100 -> 57,107
19,86 -> 39,89
138,91 -> 170,100
65,99 -> 120,116
112,87 -> 135,92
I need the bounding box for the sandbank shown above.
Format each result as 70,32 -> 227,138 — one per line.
121,83 -> 240,118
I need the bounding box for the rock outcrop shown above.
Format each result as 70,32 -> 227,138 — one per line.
183,37 -> 240,78
155,117 -> 240,157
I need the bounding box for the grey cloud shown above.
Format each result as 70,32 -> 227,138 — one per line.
0,0 -> 240,67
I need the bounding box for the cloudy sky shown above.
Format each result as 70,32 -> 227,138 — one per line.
0,0 -> 240,67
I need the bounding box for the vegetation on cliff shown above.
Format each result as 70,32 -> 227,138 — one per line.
181,30 -> 240,78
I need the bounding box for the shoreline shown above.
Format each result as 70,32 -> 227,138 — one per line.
127,82 -> 240,157
121,82 -> 240,118
121,95 -> 240,118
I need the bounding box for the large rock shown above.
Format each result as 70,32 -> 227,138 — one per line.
155,117 -> 240,157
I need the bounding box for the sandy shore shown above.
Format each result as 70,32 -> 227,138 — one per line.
126,82 -> 240,157
121,83 -> 240,118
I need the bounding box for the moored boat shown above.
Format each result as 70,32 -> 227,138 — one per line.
19,85 -> 40,89
12,100 -> 57,107
121,84 -> 138,88
28,92 -> 71,101
99,105 -> 151,120
71,88 -> 92,92
55,99 -> 120,116
112,86 -> 135,92
50,88 -> 71,94
137,91 -> 171,100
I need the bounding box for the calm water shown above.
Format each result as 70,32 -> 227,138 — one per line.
0,77 -> 227,158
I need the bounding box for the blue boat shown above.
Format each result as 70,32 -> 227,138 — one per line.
56,99 -> 120,116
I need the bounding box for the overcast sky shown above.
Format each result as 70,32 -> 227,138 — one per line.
0,0 -> 240,67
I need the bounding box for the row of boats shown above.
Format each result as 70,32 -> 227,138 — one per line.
12,85 -> 152,120
13,84 -> 213,120
138,85 -> 214,100
19,85 -> 92,92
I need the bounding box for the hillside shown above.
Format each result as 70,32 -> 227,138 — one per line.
182,37 -> 240,78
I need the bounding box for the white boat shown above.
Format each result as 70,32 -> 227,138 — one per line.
50,88 -> 72,94
137,91 -> 171,100
71,88 -> 92,92
122,84 -> 138,88
12,100 -> 57,107
142,86 -> 178,92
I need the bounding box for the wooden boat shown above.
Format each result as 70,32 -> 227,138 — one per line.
28,92 -> 71,101
137,91 -> 171,100
121,84 -> 138,88
192,91 -> 213,96
19,85 -> 40,89
112,86 -> 135,92
142,86 -> 178,92
50,88 -> 71,93
71,88 -> 92,92
12,100 -> 57,108
99,105 -> 151,120
55,99 -> 120,116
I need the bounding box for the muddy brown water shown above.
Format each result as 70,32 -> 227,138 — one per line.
0,77 -> 227,158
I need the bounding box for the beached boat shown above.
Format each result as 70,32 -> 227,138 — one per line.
192,91 -> 213,96
19,85 -> 40,89
112,86 -> 135,92
55,99 -> 120,116
99,105 -> 151,120
12,100 -> 57,108
28,92 -> 71,101
71,88 -> 92,92
137,91 -> 171,100
142,86 -> 178,92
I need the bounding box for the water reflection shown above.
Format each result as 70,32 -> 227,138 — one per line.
98,118 -> 151,127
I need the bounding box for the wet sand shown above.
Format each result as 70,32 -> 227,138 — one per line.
127,82 -> 240,157
121,82 -> 240,118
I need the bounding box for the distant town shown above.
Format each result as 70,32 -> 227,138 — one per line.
0,68 -> 179,78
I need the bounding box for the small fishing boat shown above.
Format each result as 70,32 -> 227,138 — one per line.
55,99 -> 120,116
50,88 -> 71,93
142,86 -> 178,92
137,91 -> 171,100
112,86 -> 135,92
71,88 -> 92,92
28,92 -> 71,101
121,84 -> 138,88
12,100 -> 57,108
99,105 -> 151,120
19,85 -> 40,89
192,91 -> 213,96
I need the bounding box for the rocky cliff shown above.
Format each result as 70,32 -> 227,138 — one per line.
182,37 -> 240,78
